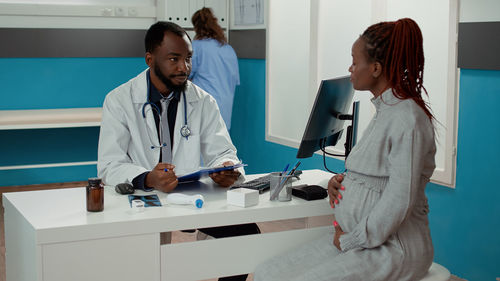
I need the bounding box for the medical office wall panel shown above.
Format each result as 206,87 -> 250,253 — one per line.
459,0 -> 500,23
229,29 -> 265,59
266,0 -> 459,187
265,0 -> 314,148
0,28 -> 146,58
458,22 -> 500,70
0,1 -> 156,30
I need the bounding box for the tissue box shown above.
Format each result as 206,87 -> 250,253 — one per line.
227,188 -> 259,207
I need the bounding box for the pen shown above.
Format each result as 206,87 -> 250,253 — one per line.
279,163 -> 290,176
286,161 -> 301,177
280,161 -> 301,186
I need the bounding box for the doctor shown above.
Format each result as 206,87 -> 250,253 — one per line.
98,21 -> 259,281
98,21 -> 243,191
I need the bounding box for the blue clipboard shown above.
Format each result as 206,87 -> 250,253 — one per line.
178,163 -> 247,183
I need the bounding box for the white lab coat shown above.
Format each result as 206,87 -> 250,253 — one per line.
97,69 -> 244,187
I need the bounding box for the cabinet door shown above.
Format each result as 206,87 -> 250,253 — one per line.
204,0 -> 228,28
166,0 -> 190,27
42,234 -> 160,281
189,0 -> 206,24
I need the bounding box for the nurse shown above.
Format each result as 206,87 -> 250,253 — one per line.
98,22 -> 259,281
189,7 -> 240,130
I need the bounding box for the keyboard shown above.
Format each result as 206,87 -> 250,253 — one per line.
230,170 -> 302,194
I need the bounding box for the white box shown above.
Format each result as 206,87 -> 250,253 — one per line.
227,188 -> 259,207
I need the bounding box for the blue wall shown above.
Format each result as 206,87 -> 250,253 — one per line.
0,58 -> 147,186
231,60 -> 500,280
425,69 -> 500,280
0,58 -> 146,109
1,57 -> 499,280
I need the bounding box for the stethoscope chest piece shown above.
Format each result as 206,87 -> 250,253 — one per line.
180,124 -> 191,139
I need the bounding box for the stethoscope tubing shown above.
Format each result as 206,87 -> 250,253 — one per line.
142,70 -> 190,150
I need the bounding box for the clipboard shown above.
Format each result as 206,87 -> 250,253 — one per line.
178,163 -> 247,183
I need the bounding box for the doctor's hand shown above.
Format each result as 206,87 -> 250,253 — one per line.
209,161 -> 241,188
146,163 -> 178,193
328,173 -> 345,208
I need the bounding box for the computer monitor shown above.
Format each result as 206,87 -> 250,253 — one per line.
296,76 -> 356,159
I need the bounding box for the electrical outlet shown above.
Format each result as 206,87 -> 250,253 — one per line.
128,7 -> 138,17
115,7 -> 126,17
101,8 -> 113,16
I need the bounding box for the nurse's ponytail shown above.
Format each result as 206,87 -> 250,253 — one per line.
191,7 -> 227,45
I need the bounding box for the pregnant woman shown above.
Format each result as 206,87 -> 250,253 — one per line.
254,17 -> 436,281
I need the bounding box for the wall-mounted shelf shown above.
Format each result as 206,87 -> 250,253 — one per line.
0,161 -> 98,171
0,107 -> 102,130
0,108 -> 102,172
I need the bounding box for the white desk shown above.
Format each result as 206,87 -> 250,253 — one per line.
3,170 -> 334,281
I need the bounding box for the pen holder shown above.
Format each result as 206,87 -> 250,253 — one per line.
270,172 -> 293,202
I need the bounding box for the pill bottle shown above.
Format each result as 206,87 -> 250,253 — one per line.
86,177 -> 104,212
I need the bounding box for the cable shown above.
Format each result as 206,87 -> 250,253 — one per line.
320,138 -> 343,174
320,146 -> 345,157
319,138 -> 345,157
322,150 -> 337,173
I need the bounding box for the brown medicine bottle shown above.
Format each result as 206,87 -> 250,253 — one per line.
86,178 -> 104,212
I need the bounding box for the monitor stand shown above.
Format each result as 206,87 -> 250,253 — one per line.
321,101 -> 360,173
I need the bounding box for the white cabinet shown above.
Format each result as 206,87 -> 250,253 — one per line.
164,0 -> 191,26
204,0 -> 228,27
158,0 -> 228,28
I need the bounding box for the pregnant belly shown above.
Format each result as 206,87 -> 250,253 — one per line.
333,176 -> 381,232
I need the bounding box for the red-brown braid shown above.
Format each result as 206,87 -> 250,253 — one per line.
361,18 -> 434,121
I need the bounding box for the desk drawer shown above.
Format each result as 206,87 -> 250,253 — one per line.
160,226 -> 330,281
42,234 -> 160,281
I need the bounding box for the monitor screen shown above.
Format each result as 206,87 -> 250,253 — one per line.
296,76 -> 354,159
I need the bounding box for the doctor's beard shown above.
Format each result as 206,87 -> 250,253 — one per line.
154,64 -> 188,93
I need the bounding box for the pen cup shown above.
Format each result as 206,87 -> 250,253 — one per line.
270,172 -> 293,202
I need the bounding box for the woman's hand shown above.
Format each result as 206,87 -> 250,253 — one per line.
333,220 -> 345,251
209,161 -> 241,187
328,173 -> 345,208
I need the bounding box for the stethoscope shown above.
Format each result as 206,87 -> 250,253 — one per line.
141,70 -> 191,150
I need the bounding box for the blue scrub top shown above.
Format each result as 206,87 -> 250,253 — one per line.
189,38 -> 240,130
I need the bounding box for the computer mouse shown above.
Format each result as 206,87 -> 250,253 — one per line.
115,183 -> 135,195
